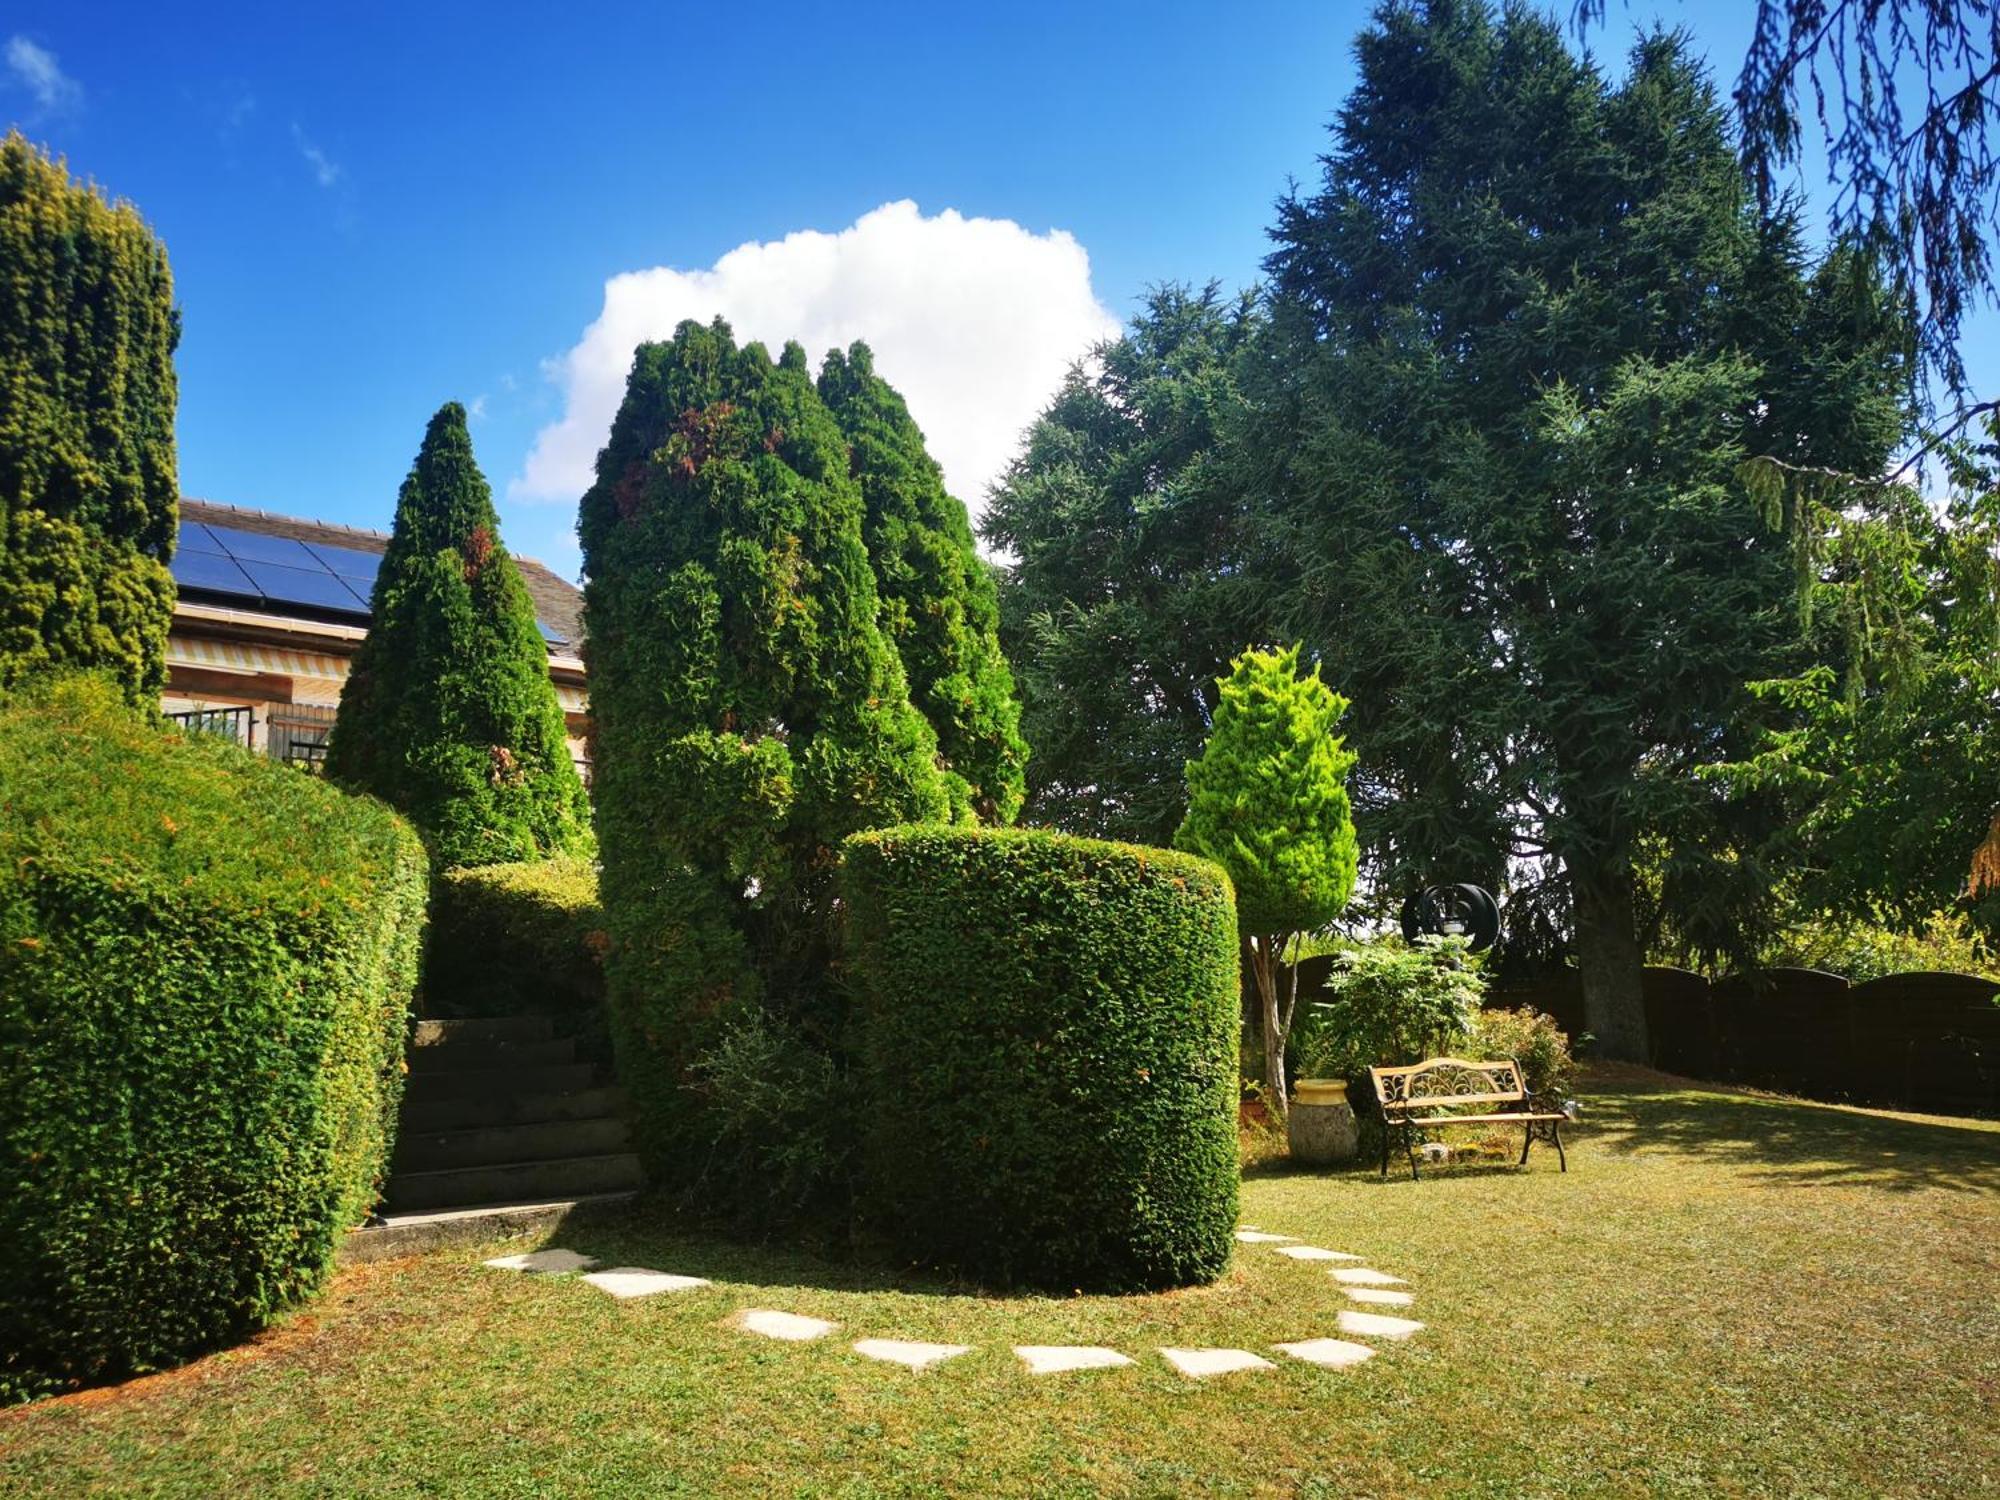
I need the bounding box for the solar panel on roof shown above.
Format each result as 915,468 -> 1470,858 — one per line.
235,560 -> 370,614
537,620 -> 565,646
301,540 -> 385,582
176,521 -> 231,557
170,549 -> 257,596
200,524 -> 319,569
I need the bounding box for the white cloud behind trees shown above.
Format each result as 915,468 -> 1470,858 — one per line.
4,37 -> 81,116
513,201 -> 1119,524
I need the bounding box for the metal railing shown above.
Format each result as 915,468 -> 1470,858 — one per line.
163,704 -> 254,747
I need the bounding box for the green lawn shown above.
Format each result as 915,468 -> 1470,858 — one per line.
4,1069 -> 1996,1498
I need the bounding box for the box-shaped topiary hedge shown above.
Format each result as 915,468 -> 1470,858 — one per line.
841,826 -> 1240,1291
425,856 -> 604,1018
0,677 -> 428,1403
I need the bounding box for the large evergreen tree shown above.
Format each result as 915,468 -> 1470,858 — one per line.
0,132 -> 179,704
817,342 -> 1028,824
1244,2 -> 1908,1057
326,402 -> 591,869
579,319 -> 949,1204
985,284 -> 1267,843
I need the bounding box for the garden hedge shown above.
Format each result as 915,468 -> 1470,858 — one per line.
841,826 -> 1240,1291
0,677 -> 428,1403
425,856 -> 604,1018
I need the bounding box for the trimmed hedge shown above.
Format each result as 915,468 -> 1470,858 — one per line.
425,857 -> 604,1018
841,826 -> 1240,1291
0,677 -> 428,1403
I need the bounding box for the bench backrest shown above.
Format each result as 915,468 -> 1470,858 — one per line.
1370,1057 -> 1525,1113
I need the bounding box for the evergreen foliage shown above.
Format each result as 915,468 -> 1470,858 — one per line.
425,856 -> 604,1018
817,343 -> 1027,824
842,825 -> 1240,1291
985,284 -> 1265,843
0,676 -> 427,1404
0,133 -> 179,704
1174,645 -> 1358,1117
1241,3 -> 1911,1057
578,319 -> 948,1213
325,403 -> 591,869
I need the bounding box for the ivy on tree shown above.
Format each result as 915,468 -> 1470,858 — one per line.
325,402 -> 592,869
579,319 -> 949,1213
0,132 -> 179,704
818,342 -> 1028,824
1174,644 -> 1357,1122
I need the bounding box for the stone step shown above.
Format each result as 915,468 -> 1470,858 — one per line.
406,1036 -> 577,1073
402,1062 -> 597,1101
393,1116 -> 633,1173
410,1016 -> 554,1047
383,1152 -> 645,1213
339,1193 -> 635,1265
399,1085 -> 628,1134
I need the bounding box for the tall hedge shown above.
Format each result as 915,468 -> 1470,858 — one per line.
0,133 -> 179,704
842,826 -> 1240,1290
0,676 -> 428,1404
579,319 -> 948,1208
326,402 -> 591,868
818,343 -> 1028,823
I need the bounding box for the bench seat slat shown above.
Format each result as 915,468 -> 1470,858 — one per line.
1384,1090 -> 1523,1109
1386,1110 -> 1568,1124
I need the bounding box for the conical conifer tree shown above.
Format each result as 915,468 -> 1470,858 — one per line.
580,319 -> 949,1206
818,343 -> 1028,824
326,402 -> 591,868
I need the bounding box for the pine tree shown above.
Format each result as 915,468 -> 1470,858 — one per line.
325,402 -> 591,869
0,132 -> 179,704
817,342 -> 1027,823
579,320 -> 949,1205
1174,645 -> 1357,1120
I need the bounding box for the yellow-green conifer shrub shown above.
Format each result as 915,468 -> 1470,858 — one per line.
0,134 -> 179,703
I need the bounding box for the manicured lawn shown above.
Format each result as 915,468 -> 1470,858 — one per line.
4,1068 -> 1995,1498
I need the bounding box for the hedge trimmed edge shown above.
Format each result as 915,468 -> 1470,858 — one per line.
841,825 -> 1240,1291
0,677 -> 428,1404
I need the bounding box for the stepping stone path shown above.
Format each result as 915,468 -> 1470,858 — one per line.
1160,1347 -> 1276,1379
485,1248 -> 597,1274
581,1267 -> 711,1299
852,1338 -> 971,1370
1336,1309 -> 1425,1340
735,1308 -> 836,1342
1014,1345 -> 1134,1374
476,1225 -> 1429,1381
1330,1267 -> 1407,1286
1274,1338 -> 1375,1369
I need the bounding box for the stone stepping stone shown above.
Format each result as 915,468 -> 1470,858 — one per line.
734,1308 -> 837,1342
1159,1347 -> 1276,1379
1336,1309 -> 1425,1340
1234,1230 -> 1298,1243
1275,1246 -> 1363,1262
484,1248 -> 597,1274
1344,1287 -> 1415,1307
1273,1338 -> 1375,1369
1013,1345 -> 1134,1374
852,1338 -> 972,1370
580,1267 -> 712,1299
1330,1267 -> 1408,1286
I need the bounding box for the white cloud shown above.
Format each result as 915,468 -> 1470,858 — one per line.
4,36 -> 81,114
467,393 -> 489,422
513,200 -> 1119,525
292,125 -> 341,188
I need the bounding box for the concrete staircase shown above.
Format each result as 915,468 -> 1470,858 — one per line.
380,1016 -> 642,1218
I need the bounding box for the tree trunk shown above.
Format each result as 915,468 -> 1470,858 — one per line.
1248,936 -> 1288,1124
1572,869 -> 1649,1063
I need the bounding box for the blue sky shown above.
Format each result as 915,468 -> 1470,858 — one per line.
7,2 -> 1994,579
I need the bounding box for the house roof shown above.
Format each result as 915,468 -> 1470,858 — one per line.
176,497 -> 584,647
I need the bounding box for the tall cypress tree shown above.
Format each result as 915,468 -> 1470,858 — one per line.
817,343 -> 1028,824
326,402 -> 591,869
580,319 -> 948,1202
0,133 -> 179,704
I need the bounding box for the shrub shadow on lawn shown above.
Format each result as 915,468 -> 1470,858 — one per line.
1580,1067 -> 2000,1195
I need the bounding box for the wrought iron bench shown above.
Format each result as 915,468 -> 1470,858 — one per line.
1368,1057 -> 1569,1180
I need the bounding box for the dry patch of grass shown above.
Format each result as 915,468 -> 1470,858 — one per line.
3,1068 -> 1995,1497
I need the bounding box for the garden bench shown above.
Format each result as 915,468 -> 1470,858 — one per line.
1369,1057 -> 1568,1180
